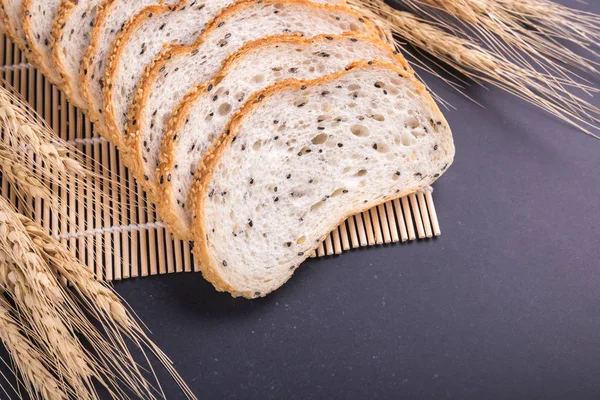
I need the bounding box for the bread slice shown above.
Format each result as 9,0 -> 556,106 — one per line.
51,0 -> 104,110
127,0 -> 376,201
103,0 -> 235,148
0,0 -> 28,51
22,0 -> 63,85
155,33 -> 410,239
190,60 -> 455,298
80,0 -> 179,136
105,0 -> 349,147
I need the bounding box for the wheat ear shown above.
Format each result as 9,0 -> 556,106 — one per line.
0,198 -> 152,400
0,197 -> 197,399
21,214 -> 198,400
0,296 -> 69,400
0,82 -> 149,220
0,251 -> 99,399
350,0 -> 600,137
497,0 -> 600,56
404,0 -> 599,77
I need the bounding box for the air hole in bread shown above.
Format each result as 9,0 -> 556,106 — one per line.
310,200 -> 326,212
348,84 -> 360,91
331,188 -> 346,197
252,74 -> 265,83
372,114 -> 385,122
253,140 -> 262,151
350,124 -> 370,137
218,102 -> 232,116
405,116 -> 420,129
311,133 -> 328,145
375,143 -> 389,153
294,98 -> 308,107
299,146 -> 311,155
402,133 -> 417,146
412,128 -> 426,138
357,169 -> 368,177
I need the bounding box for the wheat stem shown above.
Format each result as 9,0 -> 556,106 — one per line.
404,0 -> 600,75
0,196 -> 197,399
0,296 -> 70,400
350,0 -> 600,137
0,82 -> 151,223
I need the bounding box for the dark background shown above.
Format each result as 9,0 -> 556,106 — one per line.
5,0 -> 600,398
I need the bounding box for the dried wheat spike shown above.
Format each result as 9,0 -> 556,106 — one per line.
0,296 -> 70,400
0,83 -> 150,223
405,0 -> 600,75
0,197 -> 197,400
349,0 -> 600,137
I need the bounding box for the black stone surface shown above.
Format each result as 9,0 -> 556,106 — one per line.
3,0 -> 600,398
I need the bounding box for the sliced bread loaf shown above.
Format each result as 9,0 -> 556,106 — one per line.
127,0 -> 376,202
190,60 -> 455,298
155,33 -> 410,239
80,0 -> 179,135
22,0 -> 63,85
51,0 -> 103,110
103,0 -> 235,147
0,0 -> 28,50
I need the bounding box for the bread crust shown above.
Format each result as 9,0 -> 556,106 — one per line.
79,0 -> 116,138
126,0 -> 380,229
154,32 -> 412,240
189,60 -> 454,298
0,0 -> 27,51
51,0 -> 92,110
103,1 -> 185,153
22,0 -> 63,86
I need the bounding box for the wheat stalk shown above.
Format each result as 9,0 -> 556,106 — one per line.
0,199 -> 132,399
0,296 -> 70,400
349,0 -> 600,137
21,213 -> 197,400
403,0 -> 600,76
0,196 -> 196,399
0,82 -> 149,222
0,208 -> 106,399
497,0 -> 600,54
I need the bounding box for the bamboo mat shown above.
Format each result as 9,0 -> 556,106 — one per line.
0,32 -> 442,282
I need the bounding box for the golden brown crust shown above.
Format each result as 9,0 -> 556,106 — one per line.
154,32 -> 412,240
189,60 -> 452,298
127,0 -> 380,238
21,0 -> 63,87
50,0 -> 89,110
103,2 -> 186,152
79,0 -> 116,136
